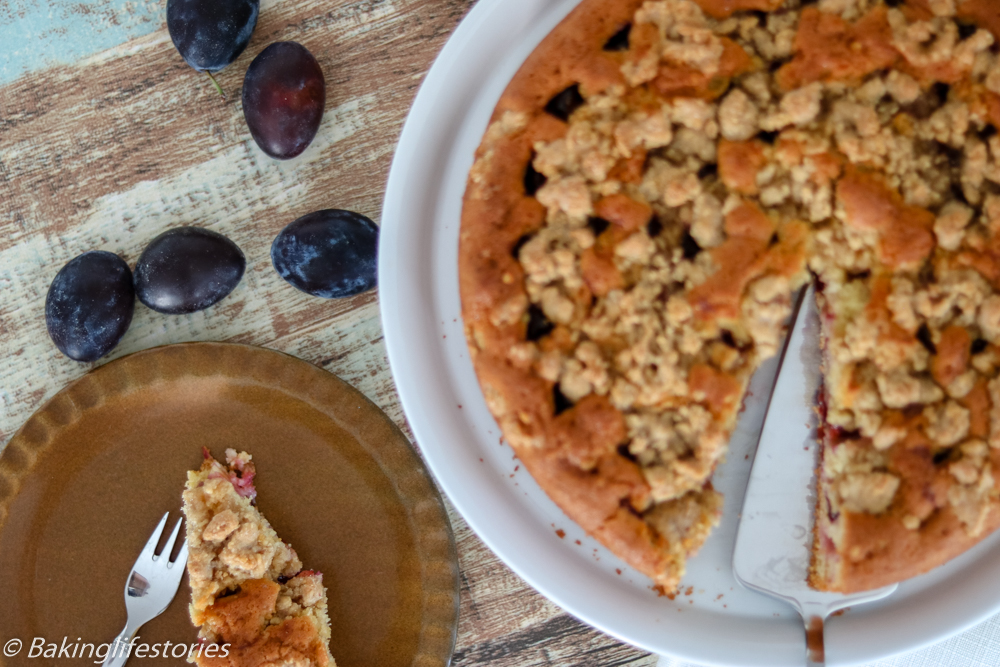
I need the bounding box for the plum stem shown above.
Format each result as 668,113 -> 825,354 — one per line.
205,71 -> 227,100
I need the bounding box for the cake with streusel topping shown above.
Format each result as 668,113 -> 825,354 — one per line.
182,449 -> 336,666
460,0 -> 1000,594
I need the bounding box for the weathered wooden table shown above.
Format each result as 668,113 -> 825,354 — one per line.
0,0 -> 656,664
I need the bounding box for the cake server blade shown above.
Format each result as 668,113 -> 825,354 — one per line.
731,283 -> 896,666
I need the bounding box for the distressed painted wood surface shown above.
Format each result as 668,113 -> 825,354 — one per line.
0,0 -> 656,664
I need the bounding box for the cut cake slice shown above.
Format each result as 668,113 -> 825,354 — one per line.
182,448 -> 336,666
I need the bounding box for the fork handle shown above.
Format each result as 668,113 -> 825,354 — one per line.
101,626 -> 136,667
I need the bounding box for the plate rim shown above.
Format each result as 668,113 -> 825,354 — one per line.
0,341 -> 460,667
378,0 -> 1000,664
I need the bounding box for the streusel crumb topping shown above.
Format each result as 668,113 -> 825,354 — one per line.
461,0 -> 1000,593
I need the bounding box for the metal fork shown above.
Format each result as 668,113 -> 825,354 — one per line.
102,512 -> 189,667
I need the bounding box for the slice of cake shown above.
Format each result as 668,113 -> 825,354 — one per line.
182,448 -> 336,666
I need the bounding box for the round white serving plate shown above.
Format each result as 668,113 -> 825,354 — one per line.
379,0 -> 1000,664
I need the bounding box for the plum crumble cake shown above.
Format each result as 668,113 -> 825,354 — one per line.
182,449 -> 336,666
459,0 -> 1000,593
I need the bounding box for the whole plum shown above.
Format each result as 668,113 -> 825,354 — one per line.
45,251 -> 135,362
167,0 -> 259,86
271,210 -> 378,298
242,42 -> 325,160
134,227 -> 245,314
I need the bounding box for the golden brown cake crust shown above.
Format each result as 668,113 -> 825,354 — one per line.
461,0 -> 1000,594
835,502 -> 1000,592
197,579 -> 331,667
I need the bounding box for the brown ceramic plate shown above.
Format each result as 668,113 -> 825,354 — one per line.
0,342 -> 458,667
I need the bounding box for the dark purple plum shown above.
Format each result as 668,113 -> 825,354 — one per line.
134,227 -> 245,314
271,210 -> 378,298
45,251 -> 135,362
242,42 -> 325,160
167,0 -> 259,74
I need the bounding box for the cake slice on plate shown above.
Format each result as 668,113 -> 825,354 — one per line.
182,448 -> 336,666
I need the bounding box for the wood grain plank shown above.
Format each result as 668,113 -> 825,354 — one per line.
453,613 -> 658,667
455,511 -> 564,641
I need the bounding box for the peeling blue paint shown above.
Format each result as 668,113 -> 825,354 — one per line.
0,0 -> 164,86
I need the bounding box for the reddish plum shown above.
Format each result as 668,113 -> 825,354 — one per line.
242,42 -> 325,160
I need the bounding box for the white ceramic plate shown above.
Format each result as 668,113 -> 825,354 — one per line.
379,1 -> 1000,664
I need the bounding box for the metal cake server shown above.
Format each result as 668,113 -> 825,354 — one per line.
732,284 -> 897,666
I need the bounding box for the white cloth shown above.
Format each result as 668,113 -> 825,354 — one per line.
656,613 -> 1000,667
